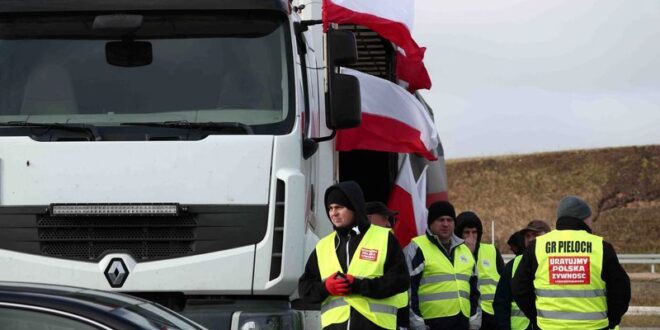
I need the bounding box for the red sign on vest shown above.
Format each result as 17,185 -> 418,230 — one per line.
548,256 -> 590,284
359,248 -> 379,261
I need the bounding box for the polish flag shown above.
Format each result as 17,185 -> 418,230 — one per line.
336,68 -> 439,160
425,147 -> 449,205
388,155 -> 428,247
323,0 -> 423,60
322,0 -> 431,91
410,146 -> 449,205
396,51 -> 432,92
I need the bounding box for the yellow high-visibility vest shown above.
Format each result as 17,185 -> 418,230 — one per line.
534,230 -> 607,330
412,235 -> 474,320
316,225 -> 407,329
477,243 -> 500,315
510,255 -> 530,330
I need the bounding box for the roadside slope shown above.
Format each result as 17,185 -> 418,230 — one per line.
446,145 -> 660,253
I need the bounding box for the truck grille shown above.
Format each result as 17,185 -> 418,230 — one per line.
0,205 -> 268,262
38,216 -> 196,260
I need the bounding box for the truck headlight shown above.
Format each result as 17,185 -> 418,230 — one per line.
231,311 -> 303,330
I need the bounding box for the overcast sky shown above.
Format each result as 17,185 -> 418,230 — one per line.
413,0 -> 660,159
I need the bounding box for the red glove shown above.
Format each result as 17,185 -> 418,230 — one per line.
325,273 -> 349,296
344,274 -> 355,286
344,274 -> 356,294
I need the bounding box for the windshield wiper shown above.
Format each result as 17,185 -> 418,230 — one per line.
120,121 -> 254,135
0,121 -> 101,141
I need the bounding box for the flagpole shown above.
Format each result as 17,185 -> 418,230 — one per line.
491,219 -> 495,244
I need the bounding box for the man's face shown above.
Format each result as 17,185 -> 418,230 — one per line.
328,203 -> 355,228
461,227 -> 479,252
430,216 -> 455,242
461,227 -> 478,241
368,213 -> 391,228
524,230 -> 548,247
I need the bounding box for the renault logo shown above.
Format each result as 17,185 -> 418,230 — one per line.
104,258 -> 129,288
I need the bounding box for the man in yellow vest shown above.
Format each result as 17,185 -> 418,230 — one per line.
404,201 -> 479,330
493,220 -> 551,330
298,181 -> 410,329
511,196 -> 631,330
455,211 -> 505,330
366,201 -> 410,329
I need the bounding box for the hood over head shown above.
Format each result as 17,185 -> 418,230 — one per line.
455,211 -> 483,243
326,189 -> 355,211
324,181 -> 370,234
507,230 -> 526,256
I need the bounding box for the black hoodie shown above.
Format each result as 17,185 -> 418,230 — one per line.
455,212 -> 505,271
511,217 -> 631,330
298,181 -> 410,330
455,211 -> 504,330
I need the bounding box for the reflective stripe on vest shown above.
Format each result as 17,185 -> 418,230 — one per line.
412,235 -> 474,320
510,255 -> 530,330
420,273 -> 471,285
477,243 -> 500,315
321,297 -> 398,316
534,230 -> 607,330
316,226 -> 405,329
537,310 -> 608,320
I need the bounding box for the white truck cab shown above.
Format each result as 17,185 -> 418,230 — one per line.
0,0 -> 424,329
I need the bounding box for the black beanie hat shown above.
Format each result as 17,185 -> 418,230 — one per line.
427,201 -> 456,225
326,188 -> 355,211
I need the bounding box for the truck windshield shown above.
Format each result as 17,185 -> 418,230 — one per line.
0,12 -> 294,136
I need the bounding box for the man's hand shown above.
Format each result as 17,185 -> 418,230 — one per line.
325,272 -> 349,296
464,236 -> 477,253
344,274 -> 355,285
344,274 -> 356,293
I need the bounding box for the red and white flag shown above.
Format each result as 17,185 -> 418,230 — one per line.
396,50 -> 432,92
336,68 -> 439,160
322,0 -> 431,91
425,148 -> 448,205
323,0 -> 422,59
410,145 -> 449,205
388,154 -> 428,247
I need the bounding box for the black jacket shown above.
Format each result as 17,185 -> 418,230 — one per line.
298,182 -> 410,330
455,212 -> 504,329
511,217 -> 631,329
493,259 -> 532,330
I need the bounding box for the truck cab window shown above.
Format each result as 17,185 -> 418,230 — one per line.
0,13 -> 294,136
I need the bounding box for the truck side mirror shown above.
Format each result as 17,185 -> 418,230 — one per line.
326,28 -> 361,129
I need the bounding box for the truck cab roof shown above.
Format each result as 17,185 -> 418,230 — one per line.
0,0 -> 289,14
